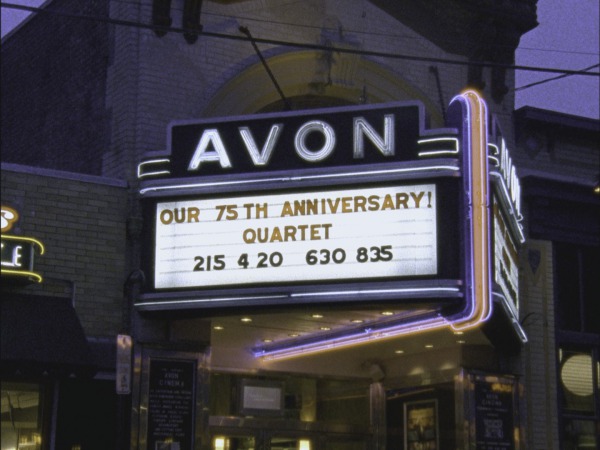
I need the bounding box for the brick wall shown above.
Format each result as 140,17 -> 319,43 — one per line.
519,239 -> 559,449
1,164 -> 128,337
1,0 -> 111,176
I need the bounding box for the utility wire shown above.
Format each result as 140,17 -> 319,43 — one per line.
107,0 -> 599,57
1,2 -> 599,78
514,63 -> 600,91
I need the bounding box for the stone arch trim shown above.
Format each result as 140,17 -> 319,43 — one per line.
204,50 -> 444,126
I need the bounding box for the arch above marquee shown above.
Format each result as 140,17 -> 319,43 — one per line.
203,50 -> 444,127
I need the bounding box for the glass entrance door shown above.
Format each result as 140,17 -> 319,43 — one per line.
211,432 -> 314,450
270,437 -> 312,450
212,434 -> 257,450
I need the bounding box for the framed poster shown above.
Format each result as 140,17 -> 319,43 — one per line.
404,399 -> 439,450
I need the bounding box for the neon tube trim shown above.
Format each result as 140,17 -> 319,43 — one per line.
417,137 -> 460,157
135,294 -> 289,310
451,90 -> 492,331
255,315 -> 450,360
1,235 -> 45,254
138,159 -> 171,179
290,287 -> 461,298
0,269 -> 43,283
139,164 -> 460,195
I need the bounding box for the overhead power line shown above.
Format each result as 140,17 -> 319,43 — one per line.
514,64 -> 600,92
1,2 -> 599,78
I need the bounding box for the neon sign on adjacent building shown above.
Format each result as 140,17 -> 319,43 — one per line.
1,205 -> 45,283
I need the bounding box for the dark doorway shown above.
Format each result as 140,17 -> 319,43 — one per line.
55,379 -> 117,450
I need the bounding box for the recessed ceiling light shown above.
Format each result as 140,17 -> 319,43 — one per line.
425,344 -> 434,349
395,350 -> 404,354
311,314 -> 324,319
351,319 -> 364,323
288,333 -> 299,337
240,317 -> 252,323
454,331 -> 464,335
262,339 -> 273,343
457,340 -> 466,344
320,326 -> 331,331
213,325 -> 224,331
380,311 -> 394,316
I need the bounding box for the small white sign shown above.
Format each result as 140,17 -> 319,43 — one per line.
116,334 -> 132,395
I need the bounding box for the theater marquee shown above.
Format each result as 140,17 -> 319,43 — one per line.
136,90 -> 526,352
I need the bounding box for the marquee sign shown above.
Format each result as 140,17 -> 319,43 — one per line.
137,90 -> 526,355
154,183 -> 437,290
138,102 -> 424,179
1,206 -> 45,283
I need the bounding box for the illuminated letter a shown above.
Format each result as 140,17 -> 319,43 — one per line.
188,129 -> 232,170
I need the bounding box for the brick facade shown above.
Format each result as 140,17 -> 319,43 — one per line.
1,164 -> 128,337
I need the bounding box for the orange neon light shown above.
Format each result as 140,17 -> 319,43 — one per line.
451,89 -> 492,331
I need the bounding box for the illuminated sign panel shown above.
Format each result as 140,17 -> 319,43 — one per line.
139,102 -> 425,179
154,184 -> 437,290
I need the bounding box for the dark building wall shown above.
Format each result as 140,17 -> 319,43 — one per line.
1,0 -> 111,176
1,164 -> 128,337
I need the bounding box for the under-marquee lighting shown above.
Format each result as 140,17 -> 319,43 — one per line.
255,314 -> 450,360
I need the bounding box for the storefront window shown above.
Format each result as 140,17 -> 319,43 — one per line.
0,382 -> 43,450
558,348 -> 599,450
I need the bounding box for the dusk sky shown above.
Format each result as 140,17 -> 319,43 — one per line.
2,0 -> 599,119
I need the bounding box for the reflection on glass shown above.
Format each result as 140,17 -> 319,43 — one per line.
270,437 -> 311,450
212,436 -> 255,450
561,419 -> 597,450
1,382 -> 42,450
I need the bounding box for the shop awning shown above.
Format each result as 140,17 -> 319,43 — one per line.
1,295 -> 96,378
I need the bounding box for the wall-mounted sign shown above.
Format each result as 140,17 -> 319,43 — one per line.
116,334 -> 133,395
238,379 -> 284,416
473,375 -> 517,450
147,359 -> 196,450
1,205 -> 45,283
154,183 -> 437,290
139,102 -> 425,179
